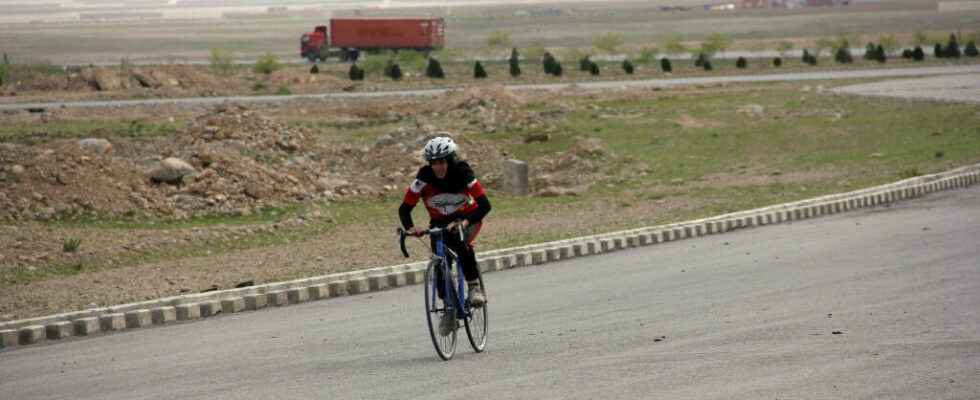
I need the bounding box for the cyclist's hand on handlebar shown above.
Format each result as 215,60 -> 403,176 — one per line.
407,226 -> 426,237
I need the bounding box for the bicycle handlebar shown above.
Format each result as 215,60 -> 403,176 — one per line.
397,220 -> 466,258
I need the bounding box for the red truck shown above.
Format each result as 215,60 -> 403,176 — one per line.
300,17 -> 445,62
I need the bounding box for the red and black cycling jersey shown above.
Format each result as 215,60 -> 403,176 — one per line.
399,161 -> 491,229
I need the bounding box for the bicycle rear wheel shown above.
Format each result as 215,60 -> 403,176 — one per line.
424,259 -> 457,360
464,270 -> 488,353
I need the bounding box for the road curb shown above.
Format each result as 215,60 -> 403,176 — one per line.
1,164 -> 978,351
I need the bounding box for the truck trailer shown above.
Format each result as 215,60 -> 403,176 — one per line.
300,17 -> 445,62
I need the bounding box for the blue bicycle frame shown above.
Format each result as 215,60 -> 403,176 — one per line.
399,225 -> 470,319
432,230 -> 469,320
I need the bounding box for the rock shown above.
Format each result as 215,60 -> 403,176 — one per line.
571,137 -> 605,157
737,104 -> 765,116
534,186 -> 581,197
130,68 -> 162,88
10,165 -> 25,176
244,184 -> 266,200
148,157 -> 196,184
317,177 -> 350,191
78,138 -> 112,154
523,133 -> 550,143
91,69 -> 123,91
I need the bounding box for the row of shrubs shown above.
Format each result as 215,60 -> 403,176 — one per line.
334,33 -> 977,81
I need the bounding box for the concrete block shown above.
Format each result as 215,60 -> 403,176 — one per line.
99,313 -> 126,332
200,300 -> 222,317
124,309 -> 152,329
366,275 -> 388,292
501,159 -> 529,196
647,232 -> 661,244
599,239 -> 612,253
530,250 -> 546,265
346,278 -> 369,295
514,253 -> 528,267
151,307 -> 176,324
480,258 -> 498,272
486,257 -> 503,272
244,294 -> 268,310
308,284 -> 330,300
612,237 -> 625,250
498,255 -> 516,270
713,221 -> 726,233
626,236 -> 639,248
286,288 -> 310,304
559,246 -> 572,259
46,321 -> 73,340
221,298 -> 246,314
683,226 -> 694,238
546,248 -> 560,262
267,290 -> 289,305
0,329 -> 17,348
586,241 -> 598,255
572,243 -> 585,256
176,304 -> 201,321
386,271 -> 407,288
73,317 -> 100,336
674,228 -> 685,240
18,325 -> 45,345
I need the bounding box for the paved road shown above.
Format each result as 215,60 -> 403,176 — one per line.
3,65 -> 979,111
2,185 -> 978,399
833,73 -> 980,103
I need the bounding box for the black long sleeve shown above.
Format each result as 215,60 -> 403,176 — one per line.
466,195 -> 492,225
399,202 -> 415,230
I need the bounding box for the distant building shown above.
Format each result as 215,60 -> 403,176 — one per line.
706,2 -> 737,11
80,12 -> 164,21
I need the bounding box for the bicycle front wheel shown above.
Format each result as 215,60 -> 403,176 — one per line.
464,270 -> 488,353
424,260 -> 457,360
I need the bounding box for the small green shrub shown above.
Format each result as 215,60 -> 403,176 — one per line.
254,53 -> 281,75
209,48 -> 235,76
63,237 -> 81,253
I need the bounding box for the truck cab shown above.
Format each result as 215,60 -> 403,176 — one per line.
300,25 -> 328,62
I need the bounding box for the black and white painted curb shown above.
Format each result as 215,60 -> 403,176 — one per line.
2,164 -> 978,351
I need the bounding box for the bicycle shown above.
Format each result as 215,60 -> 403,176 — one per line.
399,222 -> 488,361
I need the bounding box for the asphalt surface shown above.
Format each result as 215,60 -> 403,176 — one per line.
833,73 -> 980,103
1,185 -> 978,399
2,64 -> 979,111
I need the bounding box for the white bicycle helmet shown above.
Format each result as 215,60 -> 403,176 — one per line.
422,136 -> 458,162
